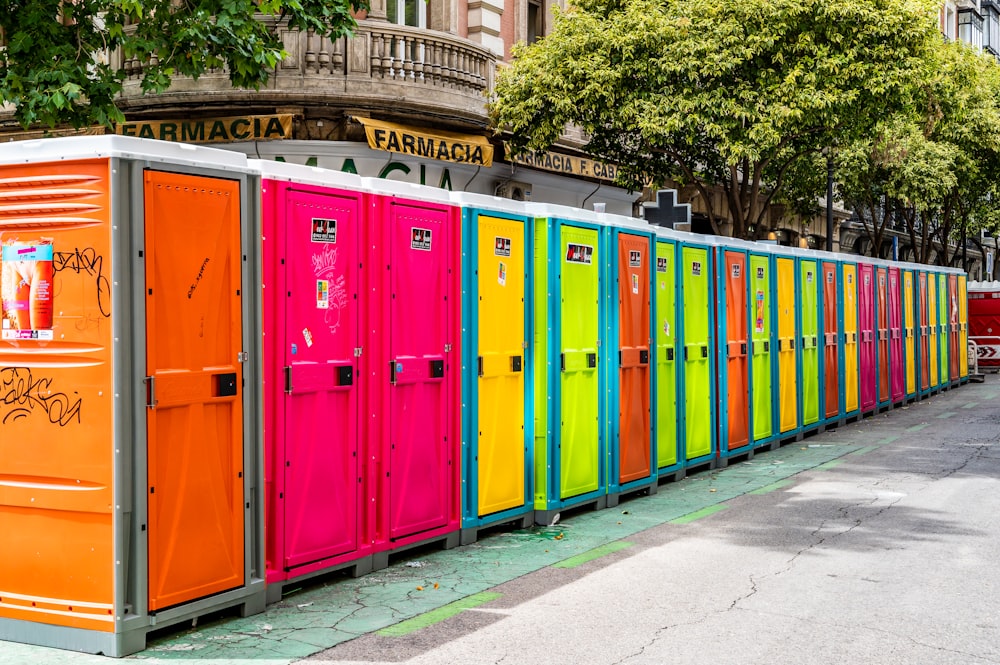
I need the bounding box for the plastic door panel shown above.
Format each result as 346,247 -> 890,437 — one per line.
751,255 -> 773,442
903,271 -> 916,395
928,276 -> 939,387
949,275 -> 959,381
477,215 -> 526,516
842,264 -> 859,413
919,273 -> 930,390
388,203 -> 452,540
683,246 -> 712,459
655,242 -> 678,469
617,234 -> 651,482
776,257 -> 798,433
876,268 -> 889,404
560,226 -> 601,498
888,268 -> 903,402
959,276 -> 968,378
938,274 -> 948,384
859,264 -> 876,411
723,251 -> 749,450
800,260 -> 819,426
282,188 -> 361,569
822,262 -> 839,418
145,171 -> 244,611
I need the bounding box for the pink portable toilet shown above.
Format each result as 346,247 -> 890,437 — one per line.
888,266 -> 904,403
256,161 -> 376,601
858,263 -> 877,412
362,178 -> 463,569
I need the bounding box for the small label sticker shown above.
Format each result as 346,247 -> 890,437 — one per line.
411,227 -> 432,251
880,276 -> 885,287
807,271 -> 813,283
756,290 -> 765,332
311,218 -> 337,243
629,250 -> 642,268
316,280 -> 329,309
566,243 -> 593,264
692,261 -> 702,276
303,328 -> 314,347
494,236 -> 512,257
656,257 -> 668,273
827,271 -> 834,283
663,320 -> 670,336
732,263 -> 741,278
757,266 -> 765,280
498,261 -> 507,286
848,274 -> 854,284
632,273 -> 639,294
864,274 -> 870,286
291,343 -> 298,355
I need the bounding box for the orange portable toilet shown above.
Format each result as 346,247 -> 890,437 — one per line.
0,137 -> 264,656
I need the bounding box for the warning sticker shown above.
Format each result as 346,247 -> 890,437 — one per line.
732,263 -> 741,278
848,273 -> 853,284
692,261 -> 702,277
566,243 -> 593,264
632,273 -> 639,294
807,271 -> 813,283
656,257 -> 668,273
629,250 -> 642,268
411,227 -> 433,251
495,236 -> 512,257
317,280 -> 329,309
827,271 -> 834,283
311,218 -> 337,243
756,266 -> 765,280
303,328 -> 314,347
498,262 -> 507,286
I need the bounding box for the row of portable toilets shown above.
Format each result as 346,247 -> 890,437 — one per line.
0,137 -> 969,656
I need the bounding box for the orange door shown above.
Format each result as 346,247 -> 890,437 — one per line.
145,171 -> 245,611
617,234 -> 651,482
724,251 -> 749,450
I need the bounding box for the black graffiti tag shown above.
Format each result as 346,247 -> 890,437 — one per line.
53,248 -> 111,318
0,367 -> 83,426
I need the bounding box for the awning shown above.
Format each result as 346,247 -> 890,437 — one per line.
356,117 -> 493,168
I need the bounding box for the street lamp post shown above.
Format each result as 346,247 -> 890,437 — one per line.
826,148 -> 834,252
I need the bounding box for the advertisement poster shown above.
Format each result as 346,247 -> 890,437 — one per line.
1,240 -> 54,340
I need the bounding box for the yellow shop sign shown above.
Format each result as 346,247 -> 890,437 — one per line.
505,146 -> 619,182
357,117 -> 493,167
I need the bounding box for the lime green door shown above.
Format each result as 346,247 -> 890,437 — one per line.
682,246 -> 711,460
800,260 -> 819,425
750,255 -> 772,442
655,242 -> 678,469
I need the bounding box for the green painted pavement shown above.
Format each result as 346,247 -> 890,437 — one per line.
376,592 -> 502,637
936,411 -> 957,419
551,541 -> 633,568
749,478 -> 796,495
670,504 -> 729,524
907,423 -> 929,432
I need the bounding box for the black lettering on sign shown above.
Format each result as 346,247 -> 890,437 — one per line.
629,250 -> 642,268
656,257 -> 668,273
312,218 -> 338,244
757,266 -> 765,280
731,263 -> 741,278
692,261 -> 701,276
0,367 -> 83,426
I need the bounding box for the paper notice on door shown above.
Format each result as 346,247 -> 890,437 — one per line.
317,280 -> 329,309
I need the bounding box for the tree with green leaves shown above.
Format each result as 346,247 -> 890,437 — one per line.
491,0 -> 942,239
1,0 -> 365,129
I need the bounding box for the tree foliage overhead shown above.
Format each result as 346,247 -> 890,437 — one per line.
491,0 -> 941,239
0,0 -> 365,129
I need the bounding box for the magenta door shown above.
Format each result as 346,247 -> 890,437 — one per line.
859,264 -> 876,412
888,267 -> 904,401
876,268 -> 889,404
282,187 -> 362,569
387,202 -> 454,540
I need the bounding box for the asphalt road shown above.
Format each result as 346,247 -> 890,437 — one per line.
309,377 -> 1000,665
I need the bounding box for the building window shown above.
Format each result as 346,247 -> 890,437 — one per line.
984,2 -> 1000,54
527,0 -> 543,44
387,0 -> 425,28
958,8 -> 984,50
946,6 -> 956,40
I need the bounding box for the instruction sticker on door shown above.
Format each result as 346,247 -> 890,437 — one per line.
732,263 -> 741,278
316,279 -> 329,309
756,266 -> 765,280
311,218 -> 337,243
629,250 -> 642,268
692,261 -> 702,276
656,257 -> 668,273
632,273 -> 639,294
411,227 -> 433,251
827,271 -> 834,283
807,271 -> 813,283
566,243 -> 593,264
498,262 -> 507,286
495,237 -> 512,257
